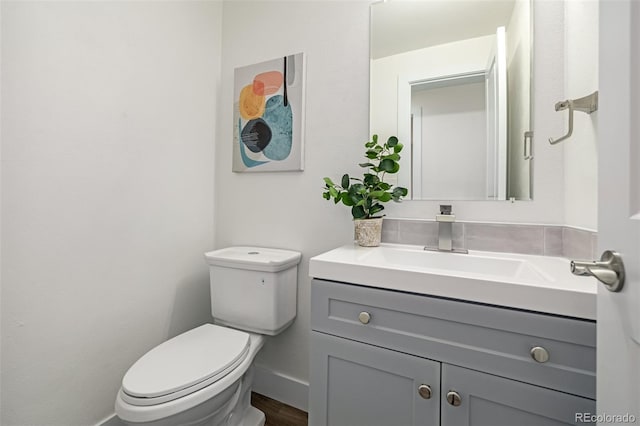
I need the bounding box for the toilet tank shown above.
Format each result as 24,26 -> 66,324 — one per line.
204,247 -> 302,336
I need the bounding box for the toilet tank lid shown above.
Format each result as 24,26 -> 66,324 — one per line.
204,246 -> 302,272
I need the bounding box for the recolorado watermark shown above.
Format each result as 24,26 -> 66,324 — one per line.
576,412 -> 637,423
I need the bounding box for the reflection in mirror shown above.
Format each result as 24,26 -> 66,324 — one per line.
370,0 -> 532,201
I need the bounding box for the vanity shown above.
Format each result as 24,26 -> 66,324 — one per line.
308,244 -> 596,426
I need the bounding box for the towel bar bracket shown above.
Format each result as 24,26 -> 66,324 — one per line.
549,90 -> 598,145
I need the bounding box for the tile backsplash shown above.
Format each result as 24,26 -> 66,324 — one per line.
382,219 -> 597,259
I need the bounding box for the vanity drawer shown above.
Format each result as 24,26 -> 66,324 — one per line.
311,279 -> 596,399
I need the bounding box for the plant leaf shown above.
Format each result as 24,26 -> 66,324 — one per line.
379,158 -> 396,172
382,153 -> 400,161
378,192 -> 392,202
363,174 -> 380,186
370,204 -> 384,215
365,197 -> 373,209
393,143 -> 403,153
387,136 -> 399,147
352,205 -> 366,219
359,162 -> 374,168
392,186 -> 408,201
341,174 -> 350,188
349,183 -> 364,194
341,192 -> 354,206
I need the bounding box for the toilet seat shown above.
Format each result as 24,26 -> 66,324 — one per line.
121,324 -> 250,406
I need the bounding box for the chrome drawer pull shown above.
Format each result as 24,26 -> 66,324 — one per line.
530,346 -> 550,363
418,384 -> 432,399
358,311 -> 371,324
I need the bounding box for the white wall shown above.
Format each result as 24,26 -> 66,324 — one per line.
215,0 -> 572,395
413,83 -> 487,199
216,0 -> 370,387
0,2 -> 222,425
563,0 -> 599,230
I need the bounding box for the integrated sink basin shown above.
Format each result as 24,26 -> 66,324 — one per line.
309,243 -> 596,319
360,246 -> 552,282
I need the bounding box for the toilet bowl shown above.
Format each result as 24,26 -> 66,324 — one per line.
116,325 -> 265,426
115,247 -> 301,426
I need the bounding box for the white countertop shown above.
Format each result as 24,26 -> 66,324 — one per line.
309,243 -> 597,320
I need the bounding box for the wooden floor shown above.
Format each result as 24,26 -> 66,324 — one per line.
251,392 -> 308,426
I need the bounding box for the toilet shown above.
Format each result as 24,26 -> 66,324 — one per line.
115,246 -> 301,426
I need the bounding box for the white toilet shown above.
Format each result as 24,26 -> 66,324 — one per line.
115,246 -> 301,426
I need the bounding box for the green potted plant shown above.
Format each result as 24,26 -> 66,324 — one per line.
323,134 -> 408,246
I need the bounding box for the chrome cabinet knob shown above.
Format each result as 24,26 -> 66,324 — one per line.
358,311 -> 371,324
530,346 -> 550,363
446,391 -> 462,406
418,384 -> 432,399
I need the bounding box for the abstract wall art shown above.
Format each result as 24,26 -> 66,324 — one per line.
233,53 -> 305,172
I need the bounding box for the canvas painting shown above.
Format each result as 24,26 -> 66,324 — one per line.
233,53 -> 305,172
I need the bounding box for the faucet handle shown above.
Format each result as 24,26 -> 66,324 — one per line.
440,205 -> 452,215
436,205 -> 455,223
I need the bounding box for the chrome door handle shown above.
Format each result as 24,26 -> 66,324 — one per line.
571,250 -> 625,292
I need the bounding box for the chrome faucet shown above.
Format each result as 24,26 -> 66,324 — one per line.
436,205 -> 454,251
424,205 -> 467,254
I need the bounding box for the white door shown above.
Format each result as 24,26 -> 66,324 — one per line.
597,0 -> 640,420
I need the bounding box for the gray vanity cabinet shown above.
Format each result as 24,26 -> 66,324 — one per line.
309,278 -> 596,426
441,364 -> 595,426
310,332 -> 440,426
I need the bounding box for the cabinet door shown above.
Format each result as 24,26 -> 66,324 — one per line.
309,331 -> 440,426
441,364 -> 596,426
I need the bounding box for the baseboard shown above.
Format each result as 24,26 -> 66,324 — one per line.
98,414 -> 124,426
252,364 -> 309,412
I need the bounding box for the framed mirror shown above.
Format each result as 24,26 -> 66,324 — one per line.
370,0 -> 533,201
